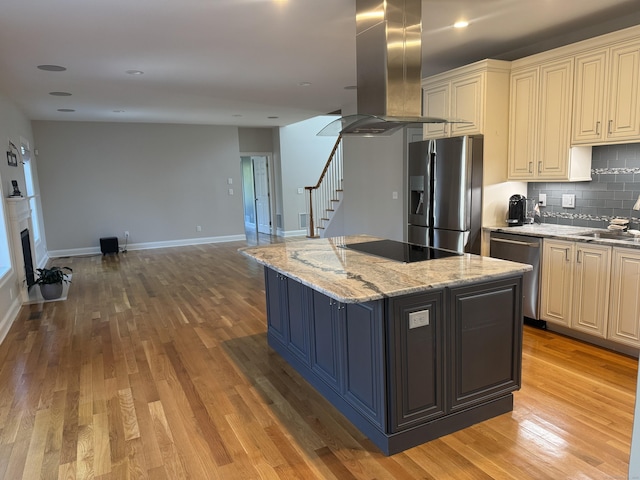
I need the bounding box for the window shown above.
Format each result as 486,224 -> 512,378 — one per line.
21,141 -> 40,242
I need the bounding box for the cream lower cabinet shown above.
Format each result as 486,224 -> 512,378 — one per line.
540,239 -> 574,327
607,247 -> 640,347
570,243 -> 611,338
541,239 -> 611,338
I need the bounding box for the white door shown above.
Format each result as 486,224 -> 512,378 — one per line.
253,156 -> 271,234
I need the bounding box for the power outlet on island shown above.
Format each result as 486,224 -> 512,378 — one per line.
409,310 -> 430,329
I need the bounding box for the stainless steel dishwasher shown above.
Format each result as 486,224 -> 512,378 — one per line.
490,231 -> 543,323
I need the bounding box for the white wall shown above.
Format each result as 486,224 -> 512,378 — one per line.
278,115 -> 339,235
32,121 -> 246,253
0,94 -> 44,343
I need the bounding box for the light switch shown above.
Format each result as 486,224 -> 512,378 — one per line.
392,191 -> 398,200
297,187 -> 304,194
227,178 -> 233,185
409,310 -> 429,329
562,194 -> 575,208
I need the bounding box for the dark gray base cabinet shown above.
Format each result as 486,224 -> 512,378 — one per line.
264,268 -> 523,455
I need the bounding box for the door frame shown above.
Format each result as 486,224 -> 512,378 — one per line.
240,152 -> 276,236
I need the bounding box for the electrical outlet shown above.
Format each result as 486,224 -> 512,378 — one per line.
297,187 -> 303,194
196,225 -> 202,232
539,193 -> 547,207
228,188 -> 234,195
409,310 -> 430,329
392,191 -> 398,200
124,231 -> 129,239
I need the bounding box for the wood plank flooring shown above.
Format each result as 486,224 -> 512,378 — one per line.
0,237 -> 636,479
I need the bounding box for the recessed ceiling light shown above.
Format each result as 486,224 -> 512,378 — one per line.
57,108 -> 75,112
49,91 -> 72,96
37,64 -> 67,72
298,82 -> 312,87
232,114 -> 242,117
125,70 -> 144,75
113,110 -> 125,113
454,20 -> 469,28
268,116 -> 279,119
344,85 -> 357,90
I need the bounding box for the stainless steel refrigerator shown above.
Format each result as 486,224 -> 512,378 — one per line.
407,135 -> 483,254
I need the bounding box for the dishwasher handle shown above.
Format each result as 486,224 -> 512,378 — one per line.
490,237 -> 540,248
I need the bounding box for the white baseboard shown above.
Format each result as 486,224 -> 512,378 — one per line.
282,229 -> 308,238
0,295 -> 21,345
47,234 -> 248,258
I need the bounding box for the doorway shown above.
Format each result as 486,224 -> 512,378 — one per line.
241,154 -> 273,237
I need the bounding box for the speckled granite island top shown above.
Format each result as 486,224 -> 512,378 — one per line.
239,235 -> 532,303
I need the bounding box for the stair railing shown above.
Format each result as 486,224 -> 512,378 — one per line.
305,135 -> 343,237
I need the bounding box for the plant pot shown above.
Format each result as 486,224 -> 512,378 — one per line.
40,282 -> 63,300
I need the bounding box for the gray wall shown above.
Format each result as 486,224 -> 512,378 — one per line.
337,130 -> 406,241
238,127 -> 274,153
32,121 -> 245,252
528,143 -> 640,228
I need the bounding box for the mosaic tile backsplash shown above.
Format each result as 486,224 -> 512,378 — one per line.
527,143 -> 640,229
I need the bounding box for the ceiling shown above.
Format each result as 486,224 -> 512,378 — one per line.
1,0 -> 640,128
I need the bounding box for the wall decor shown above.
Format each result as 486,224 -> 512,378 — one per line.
6,151 -> 18,167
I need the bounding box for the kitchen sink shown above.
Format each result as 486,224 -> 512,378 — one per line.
579,230 -> 640,242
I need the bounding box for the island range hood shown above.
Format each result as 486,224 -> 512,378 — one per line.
319,0 -> 466,136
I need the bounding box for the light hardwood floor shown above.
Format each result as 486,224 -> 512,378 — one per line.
0,237 -> 637,479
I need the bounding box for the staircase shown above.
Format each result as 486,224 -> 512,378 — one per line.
305,135 -> 343,238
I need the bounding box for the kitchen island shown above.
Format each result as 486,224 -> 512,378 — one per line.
240,235 -> 532,455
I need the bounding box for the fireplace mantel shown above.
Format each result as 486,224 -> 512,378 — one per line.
5,197 -> 35,302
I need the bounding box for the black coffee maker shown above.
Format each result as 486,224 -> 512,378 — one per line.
507,194 -> 526,226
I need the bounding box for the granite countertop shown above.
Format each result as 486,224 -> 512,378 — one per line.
239,235 -> 532,303
485,224 -> 640,249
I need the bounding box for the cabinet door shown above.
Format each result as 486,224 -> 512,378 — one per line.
448,277 -> 523,412
608,248 -> 640,347
286,278 -> 311,365
388,292 -> 445,432
508,68 -> 538,179
310,290 -> 342,392
572,50 -> 608,144
423,82 -> 449,138
265,267 -> 288,345
450,73 -> 484,136
537,58 -> 574,179
540,240 -> 574,326
571,244 -> 611,338
342,301 -> 385,428
606,41 -> 640,141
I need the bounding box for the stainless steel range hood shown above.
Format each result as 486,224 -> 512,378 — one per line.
319,0 -> 464,136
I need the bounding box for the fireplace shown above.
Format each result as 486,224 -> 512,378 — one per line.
6,197 -> 37,302
21,229 -> 35,287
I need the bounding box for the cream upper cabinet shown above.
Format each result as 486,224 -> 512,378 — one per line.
608,247 -> 640,347
508,58 -> 591,181
571,243 -> 612,338
540,239 -> 574,327
507,68 -> 538,178
423,82 -> 449,138
421,60 -> 511,139
423,73 -> 483,138
572,40 -> 640,145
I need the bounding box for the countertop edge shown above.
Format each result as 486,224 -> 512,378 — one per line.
240,241 -> 531,304
484,225 -> 640,249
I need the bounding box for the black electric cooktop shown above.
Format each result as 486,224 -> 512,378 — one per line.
344,239 -> 462,263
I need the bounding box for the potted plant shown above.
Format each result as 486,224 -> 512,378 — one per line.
30,266 -> 72,300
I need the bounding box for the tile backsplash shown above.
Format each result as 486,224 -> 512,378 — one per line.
527,143 -> 640,229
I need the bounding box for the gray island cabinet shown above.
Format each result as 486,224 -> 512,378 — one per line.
241,236 -> 531,455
